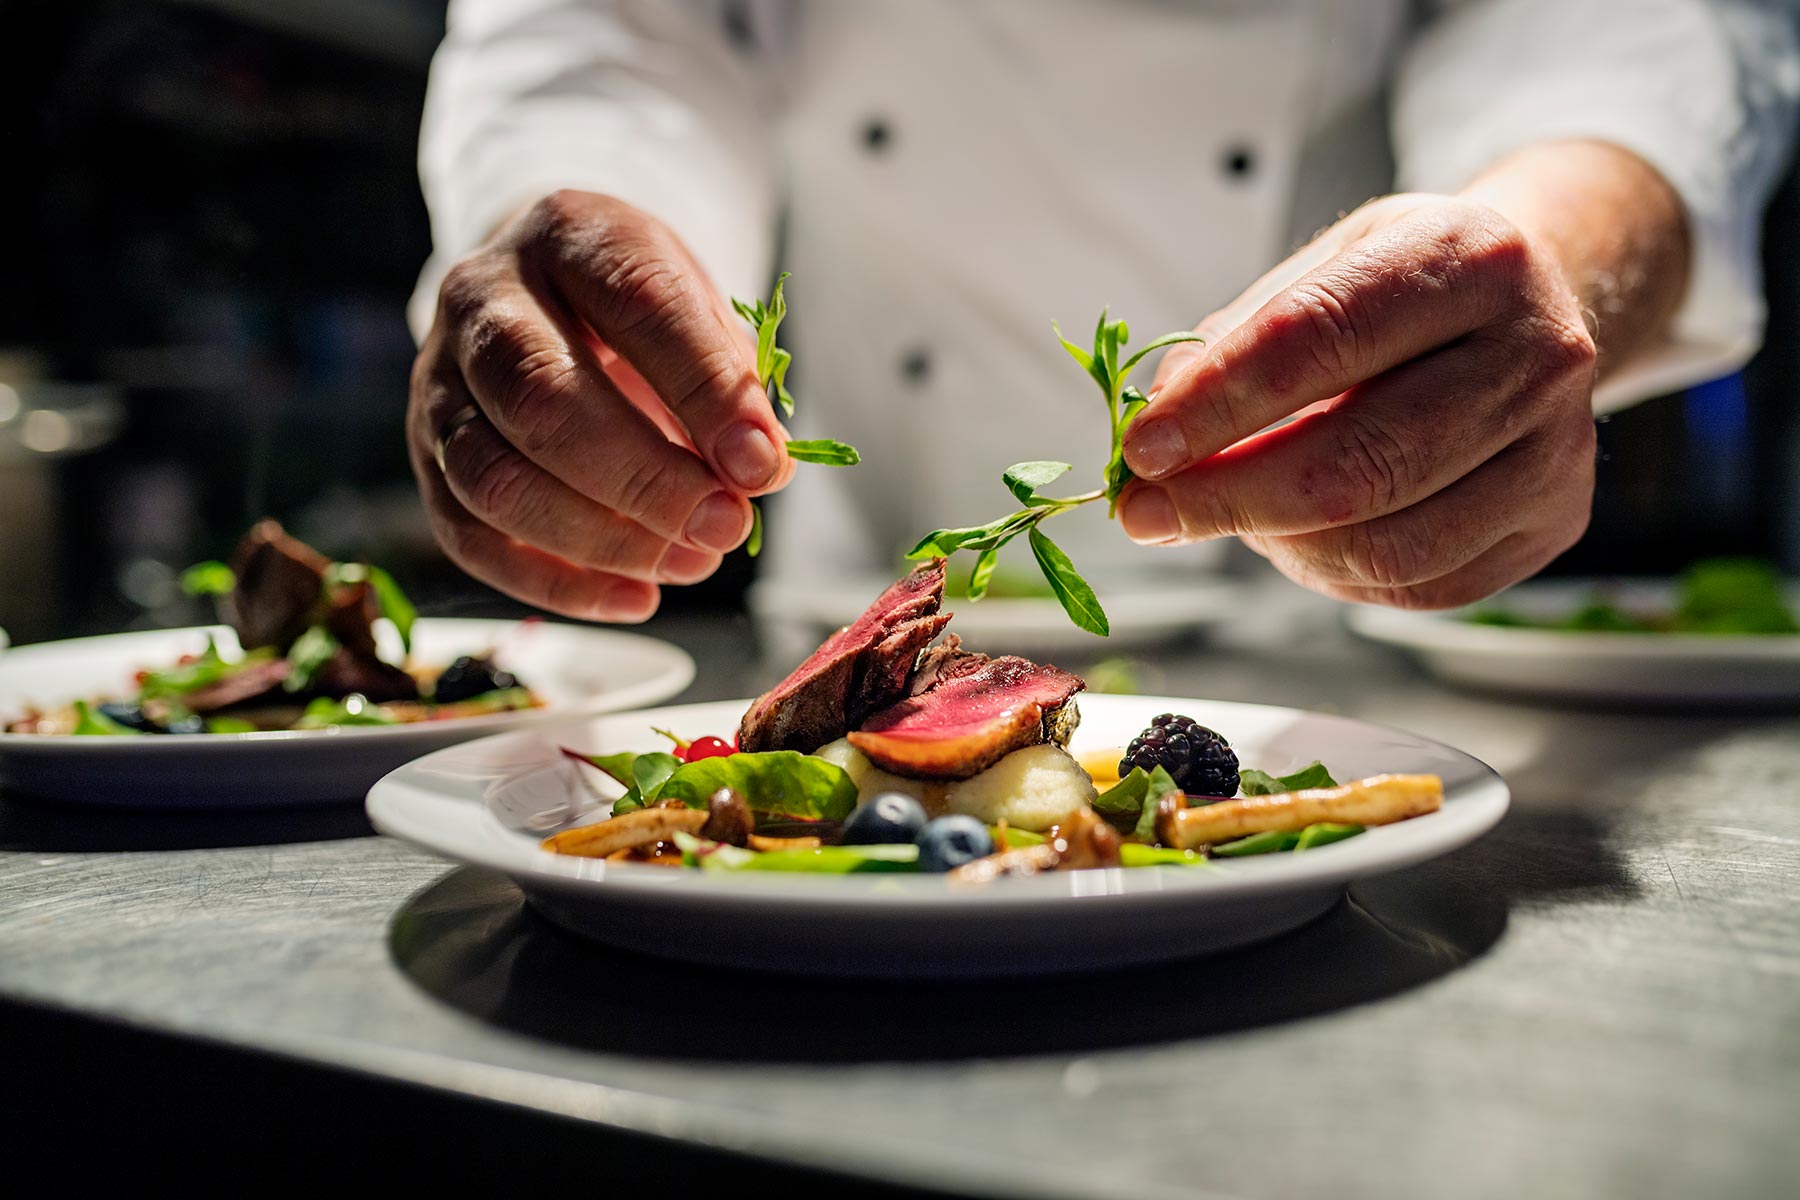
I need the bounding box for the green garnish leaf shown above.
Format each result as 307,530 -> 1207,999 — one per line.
988,825 -> 1047,848
1212,830 -> 1303,857
1239,762 -> 1339,796
326,563 -> 417,654
1134,765 -> 1181,842
71,700 -> 141,736
966,547 -> 1000,602
295,694 -> 394,728
1118,331 -> 1203,379
784,439 -> 861,466
180,561 -> 236,597
1093,767 -> 1152,819
1119,844 -> 1208,868
571,750 -> 642,789
283,625 -> 339,694
137,639 -> 269,701
655,750 -> 859,821
631,751 -> 682,807
746,502 -> 764,557
205,716 -> 259,734
1028,527 -> 1109,636
903,308 -> 1202,634
1002,460 -> 1074,506
1295,823 -> 1364,850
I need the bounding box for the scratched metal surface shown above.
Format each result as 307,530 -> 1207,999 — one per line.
1,587 -> 1797,1199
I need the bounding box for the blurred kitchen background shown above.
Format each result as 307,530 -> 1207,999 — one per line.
1,0 -> 1797,644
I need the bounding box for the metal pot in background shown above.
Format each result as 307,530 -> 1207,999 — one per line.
0,353 -> 123,643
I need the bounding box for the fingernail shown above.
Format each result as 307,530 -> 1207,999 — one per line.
684,492 -> 749,552
1123,418 -> 1190,480
659,543 -> 714,583
1120,487 -> 1180,544
717,422 -> 779,491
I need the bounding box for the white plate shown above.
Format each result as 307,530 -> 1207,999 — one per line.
367,694 -> 1507,977
749,572 -> 1244,656
0,618 -> 694,807
1348,578 -> 1800,704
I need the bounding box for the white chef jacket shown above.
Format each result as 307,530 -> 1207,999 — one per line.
412,0 -> 1800,584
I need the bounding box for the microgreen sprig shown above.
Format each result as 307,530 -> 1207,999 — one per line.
905,310 -> 1202,636
731,273 -> 861,555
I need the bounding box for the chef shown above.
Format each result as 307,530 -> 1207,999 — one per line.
406,0 -> 1798,623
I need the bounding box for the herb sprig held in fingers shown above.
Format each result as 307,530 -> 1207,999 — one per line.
730,273 -> 861,555
905,311 -> 1202,635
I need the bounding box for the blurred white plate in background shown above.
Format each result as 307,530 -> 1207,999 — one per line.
0,618 -> 694,807
1348,578 -> 1800,705
750,572 -> 1244,658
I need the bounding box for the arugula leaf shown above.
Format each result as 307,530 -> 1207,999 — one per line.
71,700 -> 141,736
784,439 -> 861,466
180,561 -> 236,597
1029,527 -> 1109,636
1003,460 -> 1073,506
655,751 -> 859,821
1239,762 -> 1339,796
137,639 -> 274,701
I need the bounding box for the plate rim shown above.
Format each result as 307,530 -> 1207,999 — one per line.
0,617 -> 696,754
366,693 -> 1511,911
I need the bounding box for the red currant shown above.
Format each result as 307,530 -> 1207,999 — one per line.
685,735 -> 734,761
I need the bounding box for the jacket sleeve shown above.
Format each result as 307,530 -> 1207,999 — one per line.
1393,0 -> 1800,412
410,0 -> 779,341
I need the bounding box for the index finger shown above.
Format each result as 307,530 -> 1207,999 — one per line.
521,192 -> 793,496
1124,205 -> 1528,480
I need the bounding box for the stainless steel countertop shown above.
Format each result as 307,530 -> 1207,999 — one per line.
3,584 -> 1797,1198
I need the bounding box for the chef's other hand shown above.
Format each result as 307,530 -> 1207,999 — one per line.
1119,144 -> 1688,609
408,190 -> 793,622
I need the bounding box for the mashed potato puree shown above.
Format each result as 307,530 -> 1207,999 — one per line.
814,739 -> 1099,832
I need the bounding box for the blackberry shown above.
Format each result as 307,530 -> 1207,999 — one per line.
432,655 -> 518,704
1120,713 -> 1239,799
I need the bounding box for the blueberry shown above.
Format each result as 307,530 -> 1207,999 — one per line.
915,815 -> 994,873
162,712 -> 207,735
840,791 -> 929,846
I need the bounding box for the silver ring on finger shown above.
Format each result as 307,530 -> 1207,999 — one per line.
434,404 -> 484,473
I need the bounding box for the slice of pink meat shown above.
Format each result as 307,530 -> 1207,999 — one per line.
848,656 -> 1085,780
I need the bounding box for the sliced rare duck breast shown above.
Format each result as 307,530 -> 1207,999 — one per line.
847,656 -> 1085,781
737,559 -> 948,753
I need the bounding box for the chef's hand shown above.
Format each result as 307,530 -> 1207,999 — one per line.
1118,142 -> 1688,609
408,190 -> 792,621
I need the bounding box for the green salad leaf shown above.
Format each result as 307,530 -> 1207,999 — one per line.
283,625 -> 339,693
656,751 -> 859,821
730,273 -> 861,557
1118,844 -> 1208,868
325,562 -> 418,654
137,639 -> 272,701
205,716 -> 259,734
906,308 -> 1202,633
71,700 -> 141,736
179,561 -> 236,597
1295,822 -> 1364,850
1092,765 -> 1182,840
295,694 -> 394,728
1676,557 -> 1797,634
1213,822 -> 1365,857
1239,762 -> 1338,795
